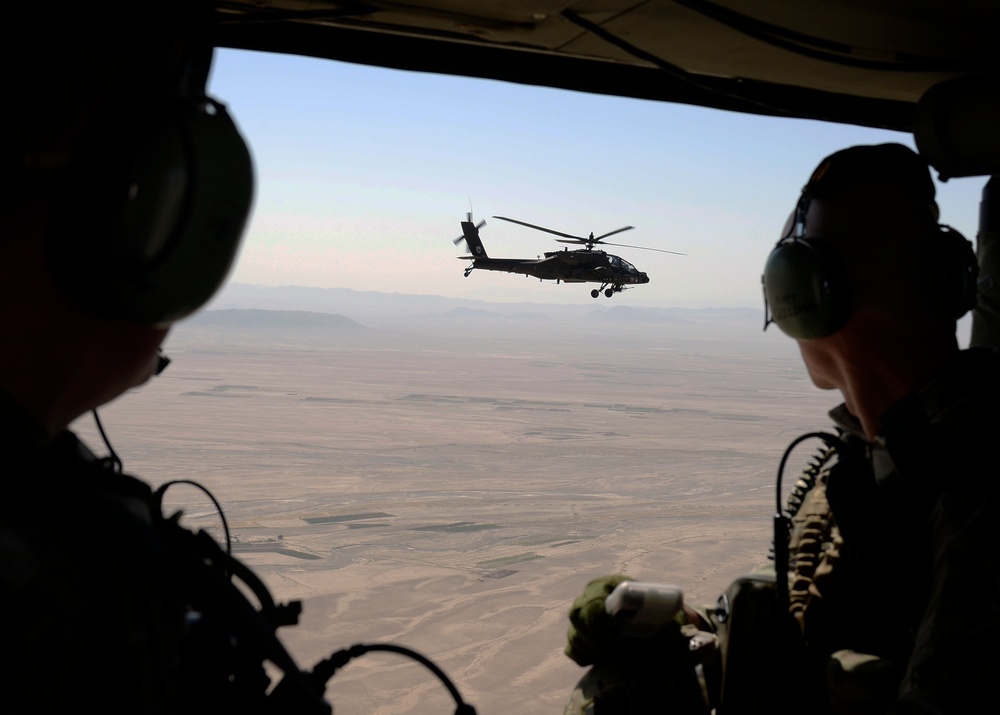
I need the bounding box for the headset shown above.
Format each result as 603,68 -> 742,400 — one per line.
761,188 -> 979,340
45,59 -> 254,326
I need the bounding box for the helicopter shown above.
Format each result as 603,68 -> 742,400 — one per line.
453,213 -> 684,298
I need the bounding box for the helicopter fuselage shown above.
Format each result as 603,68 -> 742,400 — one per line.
464,249 -> 649,286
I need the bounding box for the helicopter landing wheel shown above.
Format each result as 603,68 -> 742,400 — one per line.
604,288 -> 614,298
591,289 -> 600,299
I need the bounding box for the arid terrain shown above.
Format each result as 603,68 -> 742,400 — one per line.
73,292 -> 835,714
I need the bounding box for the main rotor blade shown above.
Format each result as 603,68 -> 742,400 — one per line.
593,226 -> 635,241
600,241 -> 686,255
493,216 -> 585,241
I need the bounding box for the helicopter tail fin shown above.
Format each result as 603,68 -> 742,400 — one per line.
458,216 -> 488,258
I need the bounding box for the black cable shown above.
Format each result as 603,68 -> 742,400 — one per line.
92,409 -> 123,473
214,2 -> 379,25
155,479 -> 233,556
561,7 -> 807,121
310,643 -> 478,714
87,405 -> 323,710
673,0 -> 976,73
169,526 -> 324,711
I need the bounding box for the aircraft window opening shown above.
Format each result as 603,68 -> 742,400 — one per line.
62,20 -> 995,711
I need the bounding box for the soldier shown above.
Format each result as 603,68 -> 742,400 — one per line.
0,3 -> 326,713
565,143 -> 1000,713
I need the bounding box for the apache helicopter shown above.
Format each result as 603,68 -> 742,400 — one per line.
453,213 -> 684,298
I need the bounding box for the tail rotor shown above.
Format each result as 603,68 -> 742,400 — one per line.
454,210 -> 486,250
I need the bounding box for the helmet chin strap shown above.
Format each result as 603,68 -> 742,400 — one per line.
156,348 -> 171,375
91,409 -> 122,474
91,348 -> 169,474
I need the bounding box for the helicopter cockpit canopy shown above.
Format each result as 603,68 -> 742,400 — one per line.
607,255 -> 639,275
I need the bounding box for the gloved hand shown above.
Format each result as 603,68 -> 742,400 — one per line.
564,575 -> 687,667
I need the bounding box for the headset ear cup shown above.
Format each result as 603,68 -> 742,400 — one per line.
47,97 -> 253,325
763,238 -> 850,340
940,226 -> 979,319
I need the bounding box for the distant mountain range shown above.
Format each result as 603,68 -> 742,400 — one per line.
173,284 -> 972,357
200,283 -> 763,330
185,308 -> 366,330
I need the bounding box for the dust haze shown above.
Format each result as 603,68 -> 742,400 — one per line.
73,286 -> 835,714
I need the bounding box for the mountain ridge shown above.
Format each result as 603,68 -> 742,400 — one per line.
204,283 -> 762,329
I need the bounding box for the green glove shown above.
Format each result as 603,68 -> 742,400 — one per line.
564,575 -> 685,667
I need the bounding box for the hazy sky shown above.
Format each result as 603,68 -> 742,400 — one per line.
208,48 -> 988,309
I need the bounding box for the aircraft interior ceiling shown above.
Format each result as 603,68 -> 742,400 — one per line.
213,0 -> 1000,133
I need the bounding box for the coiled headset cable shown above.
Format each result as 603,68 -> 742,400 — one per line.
90,408 -> 478,714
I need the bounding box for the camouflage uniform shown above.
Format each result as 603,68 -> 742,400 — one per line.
0,392 -> 312,714
564,348 -> 1000,714
779,347 -> 1000,713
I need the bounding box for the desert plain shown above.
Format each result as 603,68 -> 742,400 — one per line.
72,291 -> 835,714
